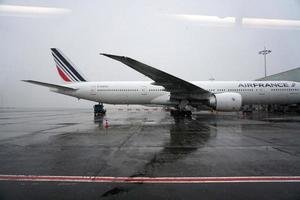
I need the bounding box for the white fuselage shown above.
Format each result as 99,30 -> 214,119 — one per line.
53,81 -> 300,106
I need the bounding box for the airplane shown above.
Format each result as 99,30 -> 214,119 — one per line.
23,48 -> 300,116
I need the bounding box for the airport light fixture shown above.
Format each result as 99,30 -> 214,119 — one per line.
259,46 -> 272,77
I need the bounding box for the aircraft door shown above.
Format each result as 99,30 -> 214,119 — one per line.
90,85 -> 96,96
141,86 -> 148,95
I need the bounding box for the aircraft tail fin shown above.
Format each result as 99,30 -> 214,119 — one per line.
51,48 -> 88,82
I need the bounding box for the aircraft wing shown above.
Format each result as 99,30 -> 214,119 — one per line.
22,80 -> 77,91
100,53 -> 210,99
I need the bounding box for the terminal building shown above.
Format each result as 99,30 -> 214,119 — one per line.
256,67 -> 300,82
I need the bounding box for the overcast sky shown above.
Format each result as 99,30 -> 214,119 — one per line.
1,0 -> 300,108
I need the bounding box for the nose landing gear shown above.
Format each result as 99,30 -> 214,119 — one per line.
94,103 -> 106,117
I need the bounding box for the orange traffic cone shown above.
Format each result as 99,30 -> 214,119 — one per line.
104,120 -> 109,129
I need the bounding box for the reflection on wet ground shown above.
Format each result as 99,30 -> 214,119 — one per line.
0,108 -> 300,199
131,117 -> 215,177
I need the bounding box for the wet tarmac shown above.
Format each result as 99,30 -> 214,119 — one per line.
0,108 -> 299,199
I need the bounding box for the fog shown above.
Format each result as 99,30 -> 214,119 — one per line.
1,0 -> 300,108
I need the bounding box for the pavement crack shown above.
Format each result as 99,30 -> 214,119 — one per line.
117,125 -> 143,151
0,124 -> 77,143
272,146 -> 298,157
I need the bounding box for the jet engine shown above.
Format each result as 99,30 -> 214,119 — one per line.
209,92 -> 242,111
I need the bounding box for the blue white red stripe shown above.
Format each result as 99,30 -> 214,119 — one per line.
56,66 -> 71,82
52,53 -> 77,82
51,48 -> 87,82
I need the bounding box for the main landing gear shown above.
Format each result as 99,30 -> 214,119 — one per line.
170,110 -> 192,117
170,100 -> 192,117
94,103 -> 106,117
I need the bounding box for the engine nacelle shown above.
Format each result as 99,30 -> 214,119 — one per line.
209,92 -> 242,111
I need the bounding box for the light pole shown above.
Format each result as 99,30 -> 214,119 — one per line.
258,46 -> 272,77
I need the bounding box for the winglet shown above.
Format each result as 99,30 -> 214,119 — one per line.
100,53 -> 127,62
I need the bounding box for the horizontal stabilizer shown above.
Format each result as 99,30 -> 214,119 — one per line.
22,80 -> 77,91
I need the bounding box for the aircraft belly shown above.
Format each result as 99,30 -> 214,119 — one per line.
242,91 -> 300,104
97,92 -> 155,104
150,94 -> 171,105
268,92 -> 300,104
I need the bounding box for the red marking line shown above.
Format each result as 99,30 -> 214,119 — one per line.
0,175 -> 300,183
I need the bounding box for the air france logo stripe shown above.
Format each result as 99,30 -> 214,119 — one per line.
53,56 -> 77,82
52,53 -> 79,82
56,66 -> 71,82
52,49 -> 86,82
